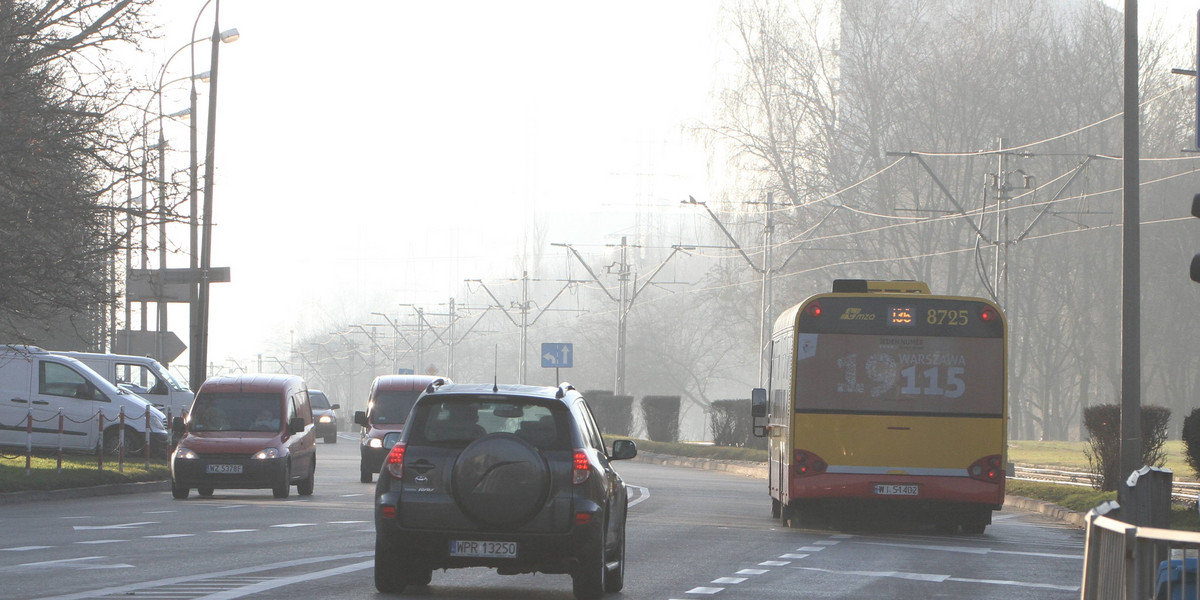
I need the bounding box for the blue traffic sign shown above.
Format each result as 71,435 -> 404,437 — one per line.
541,343 -> 573,368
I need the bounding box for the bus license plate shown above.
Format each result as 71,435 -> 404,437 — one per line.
450,540 -> 517,559
206,464 -> 242,474
874,484 -> 918,496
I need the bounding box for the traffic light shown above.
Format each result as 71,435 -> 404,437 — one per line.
1193,194 -> 1200,282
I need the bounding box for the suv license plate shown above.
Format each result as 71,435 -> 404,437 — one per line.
450,540 -> 518,559
874,484 -> 918,496
206,464 -> 242,474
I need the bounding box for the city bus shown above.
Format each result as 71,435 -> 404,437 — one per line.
751,279 -> 1007,533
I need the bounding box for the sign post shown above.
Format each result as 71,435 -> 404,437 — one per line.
541,343 -> 573,384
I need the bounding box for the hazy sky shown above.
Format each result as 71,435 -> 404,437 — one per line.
137,0 -> 1198,376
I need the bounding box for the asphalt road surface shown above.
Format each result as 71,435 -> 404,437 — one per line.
0,435 -> 1085,599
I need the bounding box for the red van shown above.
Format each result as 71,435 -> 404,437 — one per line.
170,374 -> 317,499
354,375 -> 448,482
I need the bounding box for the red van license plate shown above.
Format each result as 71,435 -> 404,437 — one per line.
874,484 -> 918,496
450,540 -> 517,558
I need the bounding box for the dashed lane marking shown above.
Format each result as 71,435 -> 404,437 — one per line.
793,565 -> 1080,591
684,587 -> 724,594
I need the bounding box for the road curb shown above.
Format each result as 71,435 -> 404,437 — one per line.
632,451 -> 1086,527
0,480 -> 170,506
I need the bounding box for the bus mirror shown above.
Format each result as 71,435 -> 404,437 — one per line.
751,388 -> 767,418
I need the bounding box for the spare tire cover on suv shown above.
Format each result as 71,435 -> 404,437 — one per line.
451,433 -> 551,527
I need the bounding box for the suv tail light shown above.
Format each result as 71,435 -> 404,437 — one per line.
793,449 -> 827,477
573,450 -> 590,485
968,455 -> 1003,483
385,443 -> 406,480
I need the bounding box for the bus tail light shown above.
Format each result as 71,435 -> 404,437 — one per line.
804,301 -> 823,318
793,449 -> 827,477
979,305 -> 1000,323
385,443 -> 406,480
968,455 -> 1003,483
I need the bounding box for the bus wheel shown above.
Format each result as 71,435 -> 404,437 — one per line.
962,510 -> 990,535
771,498 -> 781,519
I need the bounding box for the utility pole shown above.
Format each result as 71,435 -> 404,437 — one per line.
1119,0 -> 1142,484
469,273 -> 584,384
553,240 -> 690,395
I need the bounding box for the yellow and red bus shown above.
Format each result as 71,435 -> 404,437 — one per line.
751,279 -> 1006,533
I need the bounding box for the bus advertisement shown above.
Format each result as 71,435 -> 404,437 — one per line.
752,280 -> 1007,533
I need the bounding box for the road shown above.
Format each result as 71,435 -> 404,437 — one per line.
0,435 -> 1085,600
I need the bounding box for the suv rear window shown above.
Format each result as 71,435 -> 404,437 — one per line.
371,390 -> 421,424
408,395 -> 569,450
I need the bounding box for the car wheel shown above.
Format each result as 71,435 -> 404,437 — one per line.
451,433 -> 550,527
325,433 -> 337,444
573,523 -> 606,600
360,469 -> 372,483
604,505 -> 626,593
171,481 -> 189,500
273,462 -> 291,499
198,487 -> 214,497
297,461 -> 315,496
374,536 -> 407,594
102,427 -> 136,456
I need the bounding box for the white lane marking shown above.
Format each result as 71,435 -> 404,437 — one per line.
685,587 -> 724,594
339,494 -> 366,498
737,569 -> 770,575
831,534 -> 853,539
795,546 -> 826,552
73,540 -> 125,545
794,566 -> 1080,591
948,576 -> 1080,591
759,561 -> 790,566
1,546 -> 53,552
193,560 -> 373,599
795,566 -> 950,583
814,540 -> 840,545
217,505 -> 248,509
18,557 -> 104,568
712,577 -> 747,584
328,520 -> 368,524
59,516 -> 90,520
860,540 -> 1082,560
29,551 -> 373,600
210,529 -> 257,534
144,534 -> 195,539
269,523 -> 315,528
145,510 -> 176,514
627,485 -> 650,508
780,553 -> 810,559
72,521 -> 157,531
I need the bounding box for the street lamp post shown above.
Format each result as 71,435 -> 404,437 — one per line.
187,0 -> 239,390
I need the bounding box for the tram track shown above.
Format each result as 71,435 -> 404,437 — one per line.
1011,464 -> 1200,502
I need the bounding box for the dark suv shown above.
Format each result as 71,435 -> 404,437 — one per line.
372,382 -> 637,599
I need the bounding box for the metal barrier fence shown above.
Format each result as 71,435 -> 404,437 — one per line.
0,406 -> 171,474
1081,467 -> 1200,600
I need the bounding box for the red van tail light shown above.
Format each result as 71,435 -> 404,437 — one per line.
968,455 -> 1003,483
573,450 -> 590,485
793,449 -> 827,477
385,443 -> 406,480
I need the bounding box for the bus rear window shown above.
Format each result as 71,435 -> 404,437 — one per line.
794,333 -> 1003,417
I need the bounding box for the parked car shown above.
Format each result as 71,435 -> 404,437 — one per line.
354,374 -> 448,483
372,382 -> 637,599
52,351 -> 193,418
0,345 -> 169,456
170,374 -> 316,499
308,389 -> 339,444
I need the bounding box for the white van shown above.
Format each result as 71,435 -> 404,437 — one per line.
0,345 -> 169,455
54,351 -> 193,418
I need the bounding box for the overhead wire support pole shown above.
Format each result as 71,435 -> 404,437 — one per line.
887,151 -> 991,241
468,274 -> 586,384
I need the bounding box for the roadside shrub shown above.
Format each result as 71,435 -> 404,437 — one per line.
641,395 -> 680,443
1082,404 -> 1170,491
709,400 -> 750,447
1182,407 -> 1200,478
585,391 -> 633,436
